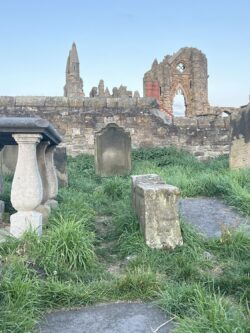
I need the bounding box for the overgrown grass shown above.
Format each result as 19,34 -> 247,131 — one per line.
0,147 -> 249,332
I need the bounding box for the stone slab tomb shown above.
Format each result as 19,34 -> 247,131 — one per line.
0,145 -> 68,187
95,123 -> 131,176
0,117 -> 61,238
132,174 -> 183,249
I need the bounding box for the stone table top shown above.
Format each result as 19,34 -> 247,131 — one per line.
0,117 -> 62,146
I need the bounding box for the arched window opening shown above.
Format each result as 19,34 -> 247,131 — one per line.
221,111 -> 230,117
172,88 -> 186,117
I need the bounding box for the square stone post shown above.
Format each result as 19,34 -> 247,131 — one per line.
10,134 -> 43,238
132,174 -> 183,249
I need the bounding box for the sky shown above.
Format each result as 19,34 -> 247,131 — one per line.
0,0 -> 250,107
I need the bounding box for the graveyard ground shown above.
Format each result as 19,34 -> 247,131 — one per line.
0,147 -> 250,332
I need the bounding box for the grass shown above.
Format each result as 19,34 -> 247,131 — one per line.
0,147 -> 249,332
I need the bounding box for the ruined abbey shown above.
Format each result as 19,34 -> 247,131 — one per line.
143,48 -> 209,116
0,42 -> 249,161
63,43 -> 241,118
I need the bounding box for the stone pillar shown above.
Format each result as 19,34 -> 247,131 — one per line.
36,141 -> 51,220
45,145 -> 58,209
10,134 -> 43,238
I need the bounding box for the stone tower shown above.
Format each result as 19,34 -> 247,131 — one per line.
64,42 -> 84,98
143,47 -> 209,117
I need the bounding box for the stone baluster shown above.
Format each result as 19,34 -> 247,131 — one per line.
36,141 -> 51,220
45,145 -> 58,209
10,134 -> 43,238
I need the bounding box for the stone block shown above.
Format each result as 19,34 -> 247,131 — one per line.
198,118 -> 212,128
213,117 -> 226,128
131,174 -> 162,210
85,97 -> 107,109
137,97 -> 159,109
10,211 -> 43,238
0,96 -> 15,107
173,117 -> 198,127
117,97 -> 137,108
45,97 -> 69,107
106,98 -> 119,108
68,97 -> 84,108
132,174 -> 183,249
95,123 -> 131,176
15,96 -> 46,107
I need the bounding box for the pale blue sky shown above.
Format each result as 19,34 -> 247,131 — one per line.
0,0 -> 249,106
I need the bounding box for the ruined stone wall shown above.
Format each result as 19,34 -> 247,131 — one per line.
0,96 -> 231,160
209,106 -> 241,116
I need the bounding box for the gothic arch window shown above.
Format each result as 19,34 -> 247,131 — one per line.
172,86 -> 186,117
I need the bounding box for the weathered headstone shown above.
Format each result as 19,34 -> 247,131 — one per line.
230,106 -> 250,169
95,123 -> 131,176
0,145 -> 68,187
0,154 -> 4,221
132,174 -> 183,249
54,147 -> 68,187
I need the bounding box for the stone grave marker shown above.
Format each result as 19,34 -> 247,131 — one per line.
95,123 -> 131,176
132,174 -> 183,249
0,155 -> 4,221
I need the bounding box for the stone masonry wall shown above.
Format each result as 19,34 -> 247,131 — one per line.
0,96 -> 231,160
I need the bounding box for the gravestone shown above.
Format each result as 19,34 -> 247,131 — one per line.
0,156 -> 4,221
132,174 -> 183,249
0,145 -> 68,187
230,106 -> 250,169
95,123 -> 131,176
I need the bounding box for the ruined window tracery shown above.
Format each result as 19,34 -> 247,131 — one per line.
176,63 -> 185,73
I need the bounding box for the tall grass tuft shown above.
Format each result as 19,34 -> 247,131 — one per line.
158,282 -> 249,332
41,214 -> 96,274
